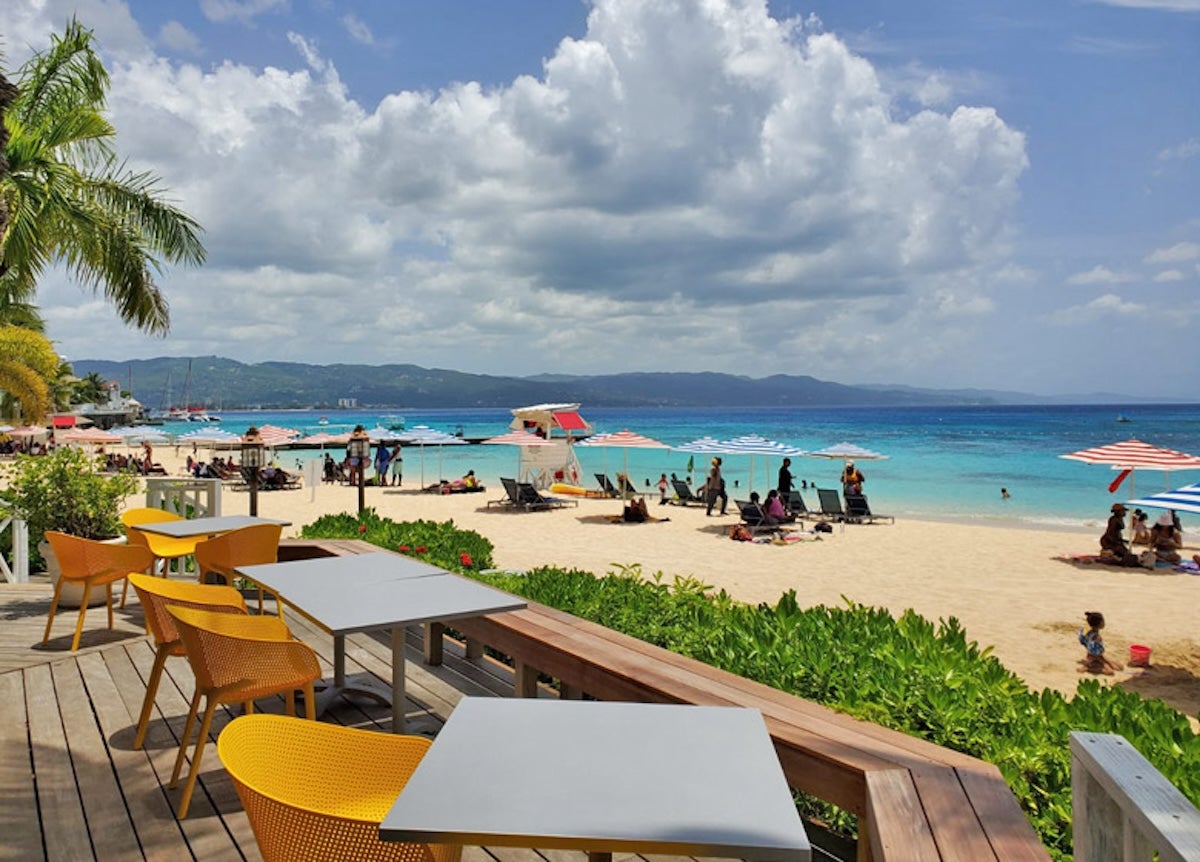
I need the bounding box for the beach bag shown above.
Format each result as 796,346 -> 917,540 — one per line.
814,522 -> 833,533
729,525 -> 753,542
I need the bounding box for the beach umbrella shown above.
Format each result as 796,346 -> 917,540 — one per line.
1060,438 -> 1200,498
482,430 -> 557,481
577,430 -> 670,489
176,426 -> 240,444
673,437 -> 732,486
57,427 -> 123,446
1125,482 -> 1200,517
397,425 -> 468,486
807,442 -> 889,462
10,425 -> 48,439
718,434 -> 806,493
107,426 -> 171,443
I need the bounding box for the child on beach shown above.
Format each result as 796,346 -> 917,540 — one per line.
1078,611 -> 1122,675
657,473 -> 669,505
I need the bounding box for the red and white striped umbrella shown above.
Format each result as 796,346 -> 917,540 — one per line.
577,429 -> 669,484
1060,438 -> 1200,496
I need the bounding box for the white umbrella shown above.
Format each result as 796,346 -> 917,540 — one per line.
107,425 -> 171,443
718,434 -> 806,494
807,442 -> 889,462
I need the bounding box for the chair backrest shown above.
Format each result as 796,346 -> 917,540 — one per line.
166,605 -> 295,690
787,490 -> 808,513
194,524 -> 282,585
500,477 -> 521,503
121,507 -> 184,529
817,488 -> 844,516
672,479 -> 696,500
517,482 -> 543,504
735,500 -> 764,526
44,531 -> 155,582
845,494 -> 870,518
128,572 -> 247,648
595,474 -> 617,495
218,714 -> 458,862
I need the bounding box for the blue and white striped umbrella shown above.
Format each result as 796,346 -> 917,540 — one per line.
396,425 -> 466,485
1126,483 -> 1200,516
176,427 -> 240,444
719,434 -> 806,493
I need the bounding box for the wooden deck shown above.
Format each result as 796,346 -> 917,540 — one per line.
0,579 -> 582,862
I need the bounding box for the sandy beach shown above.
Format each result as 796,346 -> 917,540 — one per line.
141,451 -> 1200,719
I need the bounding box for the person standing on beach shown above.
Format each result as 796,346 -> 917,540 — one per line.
389,445 -> 403,486
657,473 -> 669,505
374,442 -> 391,487
778,458 -> 794,499
705,457 -> 727,516
841,460 -> 864,496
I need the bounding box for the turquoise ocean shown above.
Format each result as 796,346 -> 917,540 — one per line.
156,404 -> 1200,530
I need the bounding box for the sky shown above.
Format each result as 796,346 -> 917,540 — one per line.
3,0 -> 1199,398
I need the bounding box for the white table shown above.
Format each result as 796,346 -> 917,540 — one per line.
380,698 -> 811,862
237,553 -> 526,731
134,514 -> 290,538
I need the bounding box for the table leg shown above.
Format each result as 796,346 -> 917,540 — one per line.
334,634 -> 346,688
312,633 -> 393,717
392,626 -> 406,732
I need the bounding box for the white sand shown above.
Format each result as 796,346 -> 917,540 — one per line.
144,453 -> 1200,718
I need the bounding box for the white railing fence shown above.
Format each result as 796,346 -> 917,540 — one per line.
1071,731 -> 1200,862
0,509 -> 29,583
144,478 -> 222,519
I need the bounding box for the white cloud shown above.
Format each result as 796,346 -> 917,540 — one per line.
341,14 -> 374,46
1145,241 -> 1200,264
21,0 -> 1032,383
1157,138 -> 1200,163
1085,0 -> 1200,10
200,0 -> 288,25
1153,269 -> 1185,282
158,21 -> 203,56
1065,265 -> 1138,285
1049,293 -> 1146,325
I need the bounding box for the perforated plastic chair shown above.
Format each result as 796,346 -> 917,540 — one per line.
166,605 -> 321,818
218,714 -> 462,862
121,507 -> 203,577
193,523 -> 282,611
42,532 -> 155,651
126,573 -> 249,750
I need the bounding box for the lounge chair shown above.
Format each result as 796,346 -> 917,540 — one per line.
517,482 -> 577,510
816,488 -> 846,521
845,493 -> 894,524
616,474 -> 640,498
670,479 -> 705,506
786,490 -> 812,519
735,499 -> 766,528
595,473 -> 620,498
488,477 -> 524,509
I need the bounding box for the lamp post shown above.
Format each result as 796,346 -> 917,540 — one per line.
241,426 -> 265,517
347,424 -> 371,517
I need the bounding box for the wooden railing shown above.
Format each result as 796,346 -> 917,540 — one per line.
280,539 -> 1051,862
1070,732 -> 1200,862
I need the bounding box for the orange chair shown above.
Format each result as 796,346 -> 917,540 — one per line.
42,532 -> 155,651
121,507 -> 203,577
126,573 -> 249,750
193,523 -> 282,611
219,714 -> 461,862
166,605 -> 321,818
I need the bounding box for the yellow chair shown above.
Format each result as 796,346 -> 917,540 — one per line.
127,573 -> 249,750
218,714 -> 462,862
121,507 -> 203,577
43,532 -> 155,651
194,524 -> 282,611
167,605 -> 322,818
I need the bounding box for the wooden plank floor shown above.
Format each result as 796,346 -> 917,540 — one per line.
2,580 -> 693,862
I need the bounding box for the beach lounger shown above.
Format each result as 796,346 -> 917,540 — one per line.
845,493 -> 894,524
616,474 -> 640,498
488,477 -> 524,509
595,473 -> 620,498
735,500 -> 766,527
517,481 -> 577,510
786,490 -> 812,518
816,488 -> 846,521
670,479 -> 705,506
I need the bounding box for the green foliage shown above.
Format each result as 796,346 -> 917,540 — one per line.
299,508 -> 493,575
468,565 -> 1200,862
0,446 -> 137,552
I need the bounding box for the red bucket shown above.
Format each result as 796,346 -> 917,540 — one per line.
1128,644 -> 1152,667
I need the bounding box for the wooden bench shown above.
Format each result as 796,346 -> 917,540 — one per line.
280,540 -> 1050,862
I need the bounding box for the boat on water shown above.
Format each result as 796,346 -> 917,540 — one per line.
384,415 -> 406,431
317,416 -> 329,426
1116,414 -> 1131,423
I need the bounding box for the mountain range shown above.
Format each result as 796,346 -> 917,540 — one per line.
71,356 -> 1152,410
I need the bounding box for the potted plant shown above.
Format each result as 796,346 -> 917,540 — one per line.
1,446 -> 139,607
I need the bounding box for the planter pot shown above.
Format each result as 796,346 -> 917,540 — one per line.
39,538 -> 125,609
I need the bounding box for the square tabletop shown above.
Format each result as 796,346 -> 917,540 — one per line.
237,552 -> 525,635
134,514 -> 291,538
379,698 -> 811,862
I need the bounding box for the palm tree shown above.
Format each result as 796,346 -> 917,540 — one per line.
0,325 -> 61,423
0,19 -> 205,335
74,370 -> 107,404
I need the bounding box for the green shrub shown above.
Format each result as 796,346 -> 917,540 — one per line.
297,513 -> 1199,861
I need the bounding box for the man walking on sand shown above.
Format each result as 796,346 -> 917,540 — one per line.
705,457 -> 727,516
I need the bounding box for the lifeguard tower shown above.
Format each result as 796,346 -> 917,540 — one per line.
508,403 -> 591,488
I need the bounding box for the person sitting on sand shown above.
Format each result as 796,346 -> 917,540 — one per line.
1129,509 -> 1150,545
1148,511 -> 1183,564
1078,611 -> 1122,675
623,496 -> 649,523
1099,503 -> 1148,568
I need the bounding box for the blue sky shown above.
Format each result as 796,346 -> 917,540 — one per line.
4,0 -> 1199,398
